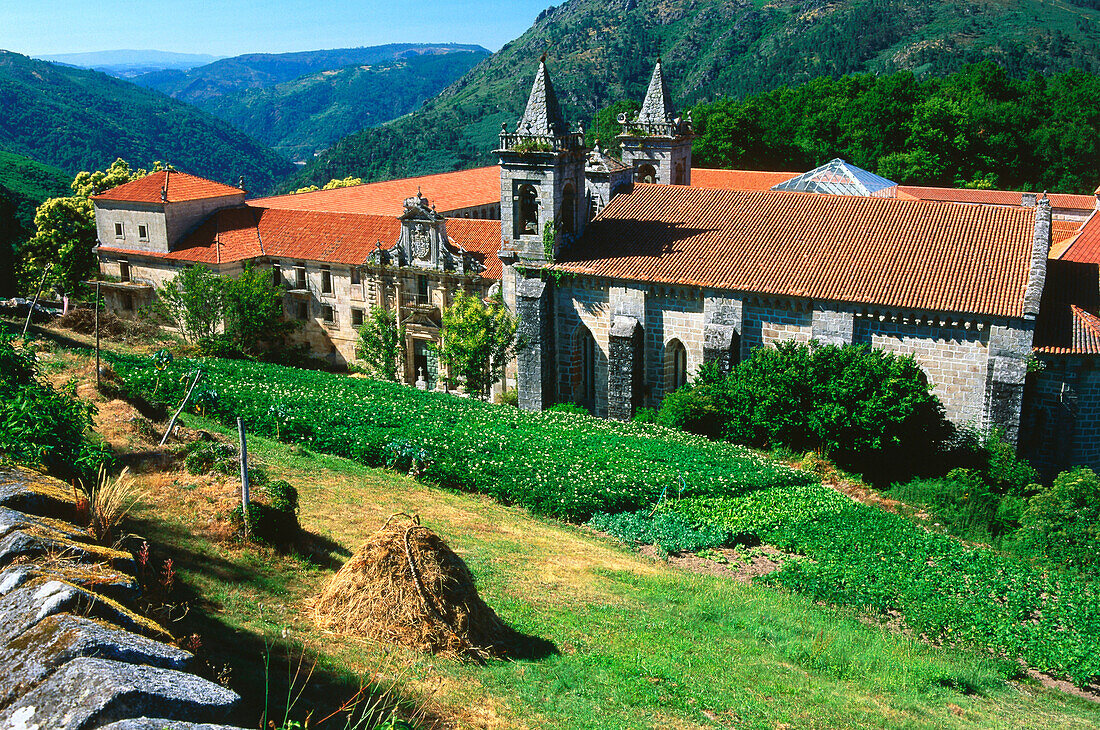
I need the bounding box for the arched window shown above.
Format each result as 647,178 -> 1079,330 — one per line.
637,164 -> 657,184
518,184 -> 538,236
665,339 -> 688,393
562,184 -> 576,234
578,326 -> 596,406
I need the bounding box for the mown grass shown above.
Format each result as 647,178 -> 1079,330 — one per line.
127,414 -> 1100,729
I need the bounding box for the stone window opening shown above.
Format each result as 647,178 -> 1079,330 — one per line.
294,263 -> 306,290
122,293 -> 134,311
321,304 -> 335,324
351,308 -> 364,327
350,267 -> 360,286
665,339 -> 688,393
517,184 -> 538,236
562,184 -> 576,235
414,275 -> 430,306
578,326 -> 597,407
297,301 -> 309,320
674,161 -> 685,185
119,260 -> 131,283
138,224 -> 149,241
114,222 -> 123,238
638,164 -> 657,184
321,266 -> 333,294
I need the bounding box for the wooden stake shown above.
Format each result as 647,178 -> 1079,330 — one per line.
237,416 -> 250,537
159,369 -> 202,446
21,264 -> 52,339
95,281 -> 101,391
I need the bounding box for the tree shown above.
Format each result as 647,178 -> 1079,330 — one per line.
292,176 -> 364,194
223,263 -> 297,355
151,265 -> 226,345
586,100 -> 640,153
356,306 -> 405,381
0,186 -> 24,297
434,292 -> 520,399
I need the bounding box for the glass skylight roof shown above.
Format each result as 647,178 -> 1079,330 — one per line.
771,158 -> 898,198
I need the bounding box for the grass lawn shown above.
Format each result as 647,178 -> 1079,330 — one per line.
10,326 -> 1099,729
119,412 -> 1100,729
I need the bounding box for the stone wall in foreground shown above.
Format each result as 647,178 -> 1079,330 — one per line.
0,466 -> 248,730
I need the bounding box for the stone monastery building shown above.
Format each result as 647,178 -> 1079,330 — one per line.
93,58 -> 1100,478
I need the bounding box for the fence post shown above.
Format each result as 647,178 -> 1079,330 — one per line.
159,369 -> 202,446
21,264 -> 52,339
238,416 -> 251,538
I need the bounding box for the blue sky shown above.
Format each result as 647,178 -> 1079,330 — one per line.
2,0 -> 553,56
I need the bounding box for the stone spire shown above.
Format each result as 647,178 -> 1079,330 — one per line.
635,57 -> 675,127
517,55 -> 567,137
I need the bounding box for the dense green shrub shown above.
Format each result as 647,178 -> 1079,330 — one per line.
545,402 -> 589,416
110,353 -> 814,522
1014,467 -> 1100,575
0,337 -> 111,485
588,510 -> 730,553
232,479 -> 300,545
669,482 -> 1100,687
656,341 -> 951,483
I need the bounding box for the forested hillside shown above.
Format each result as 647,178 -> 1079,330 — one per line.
691,63 -> 1100,193
133,44 -> 489,104
0,151 -> 70,227
186,51 -> 488,161
0,50 -> 295,194
288,0 -> 1100,188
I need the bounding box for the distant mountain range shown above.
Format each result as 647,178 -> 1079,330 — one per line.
0,50 -> 295,193
36,49 -> 222,78
287,0 -> 1100,189
132,45 -> 490,162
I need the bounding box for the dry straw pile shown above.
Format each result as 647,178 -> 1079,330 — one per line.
313,514 -> 509,660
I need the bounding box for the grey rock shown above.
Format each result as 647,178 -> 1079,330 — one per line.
0,467 -> 80,523
0,578 -> 169,648
0,564 -> 139,604
0,528 -> 135,574
0,507 -> 92,542
99,720 -> 250,730
0,657 -> 239,730
0,614 -> 191,711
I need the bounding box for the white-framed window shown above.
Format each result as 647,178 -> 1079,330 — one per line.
114,222 -> 123,238
294,263 -> 306,289
119,260 -> 131,283
138,224 -> 148,241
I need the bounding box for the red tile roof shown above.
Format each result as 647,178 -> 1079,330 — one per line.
98,206 -> 503,280
1054,213 -> 1100,264
898,185 -> 1095,211
92,171 -> 246,204
447,218 -> 503,280
553,183 -> 1037,318
1033,259 -> 1100,354
250,167 -> 501,216
691,168 -> 801,191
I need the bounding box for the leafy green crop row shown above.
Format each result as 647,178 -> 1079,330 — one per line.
110,355 -> 812,521
669,485 -> 1100,686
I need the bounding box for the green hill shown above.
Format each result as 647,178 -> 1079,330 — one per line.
132,44 -> 489,104
192,51 -> 489,162
287,0 -> 1100,188
0,150 -> 70,227
0,50 -> 295,194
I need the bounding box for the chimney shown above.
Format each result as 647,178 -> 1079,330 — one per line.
1022,192 -> 1037,207
238,175 -> 246,190
160,187 -> 167,203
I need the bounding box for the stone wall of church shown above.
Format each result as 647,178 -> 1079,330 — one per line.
741,301 -> 813,355
854,318 -> 990,429
555,283 -> 610,416
1022,357 -> 1100,481
643,290 -> 704,402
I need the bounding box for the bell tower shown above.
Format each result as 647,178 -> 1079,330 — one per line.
497,56 -> 587,264
618,58 -> 693,185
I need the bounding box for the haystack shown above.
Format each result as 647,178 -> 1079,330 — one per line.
313,514 -> 508,659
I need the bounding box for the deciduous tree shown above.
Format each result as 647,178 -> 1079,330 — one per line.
356,306 -> 405,381
434,292 -> 520,399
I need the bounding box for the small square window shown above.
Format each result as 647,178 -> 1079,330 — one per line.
138,224 -> 148,241
321,304 -> 335,324
119,260 -> 131,283
114,223 -> 123,238
351,308 -> 364,327
297,302 -> 308,320
321,266 -> 332,294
